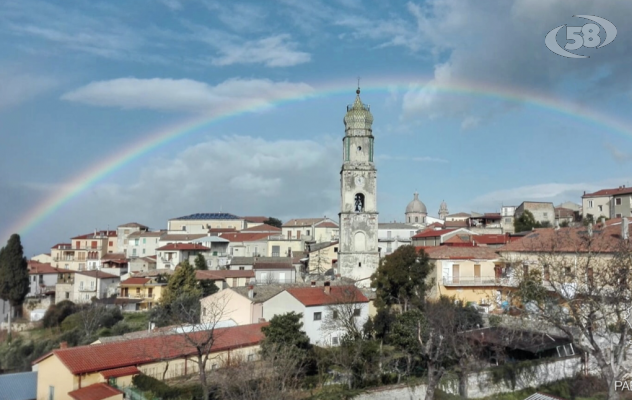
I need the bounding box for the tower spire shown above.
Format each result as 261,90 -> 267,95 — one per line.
356,76 -> 361,95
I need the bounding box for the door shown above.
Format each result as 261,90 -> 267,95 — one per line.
452,264 -> 460,284
474,264 -> 481,281
279,272 -> 286,284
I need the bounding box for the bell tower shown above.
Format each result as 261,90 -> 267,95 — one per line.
338,87 -> 379,284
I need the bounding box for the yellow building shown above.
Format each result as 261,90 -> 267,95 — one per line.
33,323 -> 267,400
118,276 -> 167,310
306,241 -> 339,275
423,245 -> 508,308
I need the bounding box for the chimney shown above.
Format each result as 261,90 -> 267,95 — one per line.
587,223 -> 593,237
60,342 -> 68,349
623,217 -> 629,240
324,281 -> 331,294
311,281 -> 316,288
248,285 -> 254,299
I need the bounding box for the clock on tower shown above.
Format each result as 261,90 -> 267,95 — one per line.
338,88 -> 379,284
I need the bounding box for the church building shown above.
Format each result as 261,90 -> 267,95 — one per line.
338,88 -> 379,284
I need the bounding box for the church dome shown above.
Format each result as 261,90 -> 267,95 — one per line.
344,88 -> 374,131
406,192 -> 427,214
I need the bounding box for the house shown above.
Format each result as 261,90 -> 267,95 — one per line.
31,253 -> 53,263
54,270 -> 76,303
196,269 -> 254,288
218,232 -> 273,257
157,233 -> 208,248
444,212 -> 471,229
554,207 -> 577,225
581,186 -> 632,220
240,224 -> 282,234
73,270 -> 119,304
118,276 -> 167,311
253,259 -> 296,284
265,235 -> 305,258
423,246 -> 504,308
116,222 -> 149,255
242,216 -> 271,229
100,253 -> 128,274
262,284 -> 369,346
200,286 -> 285,326
469,212 -> 503,233
377,223 -> 417,257
441,233 -> 510,248
33,323 -> 267,400
128,256 -> 157,273
126,230 -> 164,258
191,236 -> 230,269
515,202 -> 555,228
156,243 -> 210,270
167,212 -> 246,233
27,261 -> 59,298
500,206 -> 516,234
306,241 -> 339,275
282,218 -> 339,244
50,230 -> 117,271
411,228 -> 475,247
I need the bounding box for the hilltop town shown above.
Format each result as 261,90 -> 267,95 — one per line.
2,91 -> 632,400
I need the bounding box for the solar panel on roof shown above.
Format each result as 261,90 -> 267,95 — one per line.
173,213 -> 241,220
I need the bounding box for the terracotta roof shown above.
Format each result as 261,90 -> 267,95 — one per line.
120,277 -> 150,286
444,234 -> 472,244
285,286 -> 368,306
243,216 -> 269,223
445,220 -> 469,228
241,224 -> 282,233
282,218 -> 327,227
68,383 -> 122,400
554,207 -> 575,218
52,243 -> 72,249
483,213 -> 501,219
498,221 -> 632,253
34,323 -> 267,375
208,228 -> 237,233
100,252 -> 127,261
413,228 -> 456,238
71,231 -> 117,240
159,233 -> 207,242
583,186 -> 632,198
422,246 -> 500,260
118,222 -> 149,229
28,261 -> 58,274
75,270 -> 119,279
315,220 -> 339,228
100,365 -> 140,378
196,270 -> 255,280
217,232 -> 274,242
156,243 -> 210,251
475,234 -> 510,245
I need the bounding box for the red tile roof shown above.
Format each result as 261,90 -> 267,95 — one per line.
28,261 -> 58,274
285,286 -> 368,307
554,207 -> 575,218
475,234 -> 510,245
583,186 -> 632,198
100,365 -> 140,379
120,277 -> 150,286
68,383 -> 123,400
156,243 -> 210,251
421,246 -> 500,260
241,224 -> 282,233
243,216 -> 269,223
52,243 -> 72,249
196,270 -> 255,280
315,221 -> 339,228
35,323 -> 267,375
412,228 -> 456,238
217,232 -> 275,242
101,253 -> 127,261
445,220 -> 469,228
75,270 -> 119,279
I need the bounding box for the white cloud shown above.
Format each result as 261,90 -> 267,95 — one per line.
0,72 -> 57,110
211,34 -> 311,67
61,77 -> 314,113
460,116 -> 481,130
160,0 -> 182,10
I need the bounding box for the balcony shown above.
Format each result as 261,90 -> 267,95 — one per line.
442,276 -> 517,287
119,293 -> 155,299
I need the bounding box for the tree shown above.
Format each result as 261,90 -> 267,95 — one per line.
199,279 -> 219,298
508,226 -> 632,400
514,210 -> 540,232
161,261 -> 200,306
261,312 -> 311,354
0,234 -> 30,337
194,253 -> 208,270
263,217 -> 283,228
371,245 -> 432,312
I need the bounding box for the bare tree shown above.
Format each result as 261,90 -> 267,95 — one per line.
321,286 -> 366,342
504,223 -> 632,400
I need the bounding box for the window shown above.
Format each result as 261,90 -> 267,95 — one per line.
354,193 -> 365,212
124,229 -> 130,234
598,205 -> 603,212
415,216 -> 419,223
313,312 -> 322,321
90,281 -> 95,289
247,354 -> 255,362
203,307 -> 206,316
79,281 -> 84,290
332,336 -> 339,345
334,247 -> 338,253
588,200 -> 594,208
543,264 -> 550,280
564,267 -> 571,276
332,310 -> 339,320
617,214 -> 623,218
387,231 -> 392,238
143,238 -> 146,244
523,264 -> 529,276
134,239 -> 139,246
408,217 -> 411,222
65,292 -> 70,299
132,249 -> 137,256
91,241 -> 97,249
307,230 -> 311,236
239,266 -> 245,270
142,249 -> 146,255
49,386 -> 55,400
616,198 -> 622,205
353,308 -> 361,317
505,218 -> 512,224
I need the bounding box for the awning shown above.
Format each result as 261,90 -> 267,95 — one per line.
100,365 -> 140,379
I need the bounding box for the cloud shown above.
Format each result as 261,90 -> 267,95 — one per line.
160,0 -> 182,10
210,34 -> 311,67
460,116 -> 481,130
203,2 -> 268,33
605,143 -> 632,163
0,72 -> 57,110
61,77 -> 314,113
3,136 -> 341,253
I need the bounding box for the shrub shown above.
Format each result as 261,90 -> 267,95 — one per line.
488,315 -> 502,327
131,374 -> 204,399
42,300 -> 76,328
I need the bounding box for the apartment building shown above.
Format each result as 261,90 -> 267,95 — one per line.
167,212 -> 246,233
50,230 -> 117,271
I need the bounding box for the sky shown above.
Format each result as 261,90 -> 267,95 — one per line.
1,0 -> 632,256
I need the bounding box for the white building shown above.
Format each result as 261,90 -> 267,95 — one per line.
126,231 -> 164,258
377,223 -> 417,257
167,213 -> 246,234
155,243 -> 211,270
116,222 -> 149,254
73,270 -> 119,304
262,284 -> 369,347
27,261 -> 59,298
500,205 -> 516,234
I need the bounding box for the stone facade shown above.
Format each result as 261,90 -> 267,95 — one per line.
338,89 -> 379,284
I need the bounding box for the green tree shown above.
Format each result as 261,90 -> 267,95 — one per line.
199,279 -> 219,298
514,209 -> 540,232
0,234 -> 30,336
261,312 -> 311,354
263,217 -> 283,228
370,245 -> 432,312
161,261 -> 200,306
194,253 -> 208,270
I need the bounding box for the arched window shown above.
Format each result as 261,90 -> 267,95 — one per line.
354,193 -> 365,212
415,216 -> 419,223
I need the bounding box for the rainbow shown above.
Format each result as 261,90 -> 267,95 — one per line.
4,77 -> 632,241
